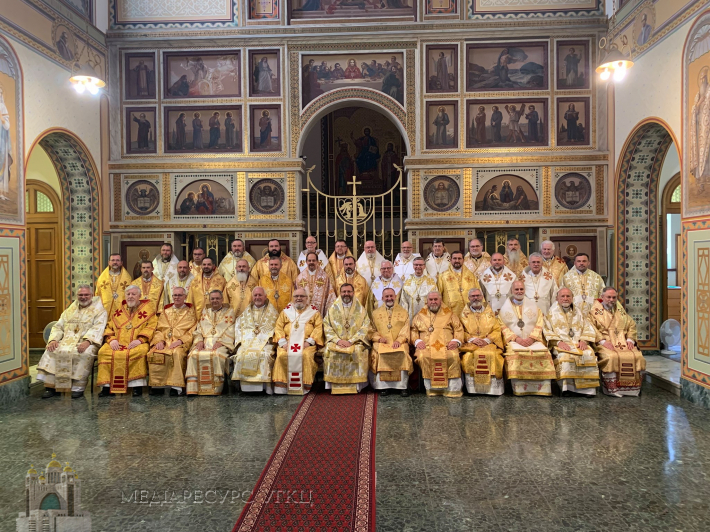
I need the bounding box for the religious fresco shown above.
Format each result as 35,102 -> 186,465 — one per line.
555,40 -> 590,90
163,51 -> 240,99
122,242 -> 165,280
474,173 -> 539,213
301,52 -> 405,108
249,178 -> 286,215
632,5 -> 656,49
554,172 -> 592,211
289,0 -> 415,22
425,101 -> 458,150
422,175 -> 460,213
174,179 -> 235,216
165,106 -> 242,153
249,50 -> 281,97
325,106 -> 406,196
53,24 -> 76,62
556,97 -> 590,147
250,105 -> 282,152
125,107 -> 157,154
125,180 -> 160,216
0,39 -> 23,224
469,0 -> 598,17
466,42 -> 548,92
425,45 -> 458,93
465,99 -> 548,148
124,53 -> 156,100
250,0 -> 280,20
0,233 -> 24,383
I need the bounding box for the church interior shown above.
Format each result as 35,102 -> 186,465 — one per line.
1,0 -> 710,530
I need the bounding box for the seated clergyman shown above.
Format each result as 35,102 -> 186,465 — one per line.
273,288 -> 324,395
148,286 -> 197,396
368,287 -> 412,397
498,280 -> 556,396
231,287 -> 279,394
323,283 -> 372,394
185,290 -> 236,396
410,291 -> 464,398
97,285 -> 158,397
588,286 -> 646,397
459,288 -> 505,396
543,288 -> 600,396
37,285 -> 108,399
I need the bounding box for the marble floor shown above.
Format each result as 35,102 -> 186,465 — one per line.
1,382 -> 709,532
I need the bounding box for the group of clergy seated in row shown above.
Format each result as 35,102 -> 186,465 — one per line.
36,236 -> 645,399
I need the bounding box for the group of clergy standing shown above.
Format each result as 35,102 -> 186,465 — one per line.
36,235 -> 645,400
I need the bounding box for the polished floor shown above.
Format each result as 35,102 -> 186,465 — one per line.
1,382 -> 708,532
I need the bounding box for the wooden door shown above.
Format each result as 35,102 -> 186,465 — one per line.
26,181 -> 62,348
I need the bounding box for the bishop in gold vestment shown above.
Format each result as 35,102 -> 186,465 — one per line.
326,240 -> 353,283
437,252 -> 481,316
357,241 -> 385,287
368,288 -> 412,395
411,292 -> 464,398
249,241 -> 299,284
562,254 -> 605,315
148,287 -> 197,395
296,252 -> 336,315
187,258 -> 227,319
97,286 -> 158,395
479,254 -> 517,314
219,239 -> 256,281
323,285 -> 372,394
540,240 -> 569,285
38,287 -> 107,397
133,261 -> 165,314
588,288 -> 646,397
231,288 -> 279,394
520,253 -> 558,314
393,241 -> 420,281
425,245 -> 451,280
399,258 -> 438,320
459,289 -> 505,396
543,289 -> 599,396
185,291 -> 236,396
189,246 -> 205,278
259,256 -> 295,313
366,261 -> 403,314
224,259 -> 256,319
273,289 -> 324,395
95,254 -> 132,317
334,256 -> 370,308
504,238 -> 528,277
165,261 -> 195,304
464,239 -> 491,279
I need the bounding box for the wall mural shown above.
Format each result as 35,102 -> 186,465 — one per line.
174,179 -> 235,216
425,45 -> 458,93
249,50 -> 281,97
425,101 -> 458,150
125,107 -> 157,154
465,99 -> 548,148
250,105 -> 281,152
290,0 -> 415,22
555,40 -> 590,90
556,97 -> 590,147
0,38 -> 24,225
423,175 -> 460,213
249,178 -> 286,216
165,106 -> 242,153
164,51 -> 240,99
466,41 -> 548,92
124,53 -> 157,100
474,173 -> 539,213
125,179 -> 161,216
53,24 -> 76,62
554,172 -> 592,211
301,52 -> 405,107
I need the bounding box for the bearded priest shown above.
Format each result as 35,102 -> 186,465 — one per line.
219,238 -> 256,281
459,288 -> 505,396
133,260 -> 165,314
367,260 -> 403,314
97,285 -> 158,397
437,250 -> 480,316
250,239 -> 299,285
562,253 -> 605,315
231,287 -> 279,394
479,253 -> 517,315
326,239 -> 353,284
543,288 -> 599,396
503,238 -> 528,277
95,253 -> 132,317
224,259 -> 257,319
296,251 -> 336,315
185,290 -> 236,396
273,289 -> 324,395
259,255 -> 295,313
357,240 -> 385,287
368,287 -> 412,396
187,257 -> 227,319
540,240 -> 569,285
499,281 -> 556,396
400,257 -> 438,321
323,283 -> 372,394
464,238 -> 491,279
38,285 -> 108,399
425,239 -> 451,280
334,256 -> 370,308
393,240 -> 420,281
520,252 -> 558,314
297,235 -> 329,273
166,260 -> 195,304
411,291 -> 464,398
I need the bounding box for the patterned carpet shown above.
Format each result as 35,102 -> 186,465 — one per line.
233,387 -> 377,532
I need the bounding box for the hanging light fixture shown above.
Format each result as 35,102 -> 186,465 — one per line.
70,61 -> 105,95
596,38 -> 634,82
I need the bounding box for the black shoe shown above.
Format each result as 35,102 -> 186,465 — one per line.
71,391 -> 84,399
98,387 -> 114,397
380,390 -> 390,397
169,388 -> 180,397
132,387 -> 143,397
41,388 -> 57,399
400,389 -> 410,397
149,387 -> 165,396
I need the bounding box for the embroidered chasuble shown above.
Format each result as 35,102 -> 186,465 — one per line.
393,253 -> 421,281
259,273 -> 294,313
273,304 -> 324,395
437,267 -> 481,316
132,275 -> 165,314
542,257 -> 569,285
458,305 -> 505,395
323,298 -> 372,394
97,300 -> 158,393
188,260 -> 203,279
37,297 -> 107,392
562,269 -> 605,315
366,274 -> 403,315
224,277 -> 256,319
498,298 -> 556,396
356,251 -> 385,287
479,266 -> 517,314
296,267 -> 336,315
334,271 -> 370,308
250,253 -> 299,285
231,302 -> 280,392
218,252 -> 256,282
399,274 -> 438,320
152,255 -> 179,305
520,267 -> 558,314
297,249 -> 329,272
588,300 -> 646,396
166,273 -> 195,303
187,272 -> 227,319
95,267 -> 132,316
148,303 -> 197,389
504,251 -> 528,277
464,252 -> 491,279
368,304 -> 412,389
410,306 -> 464,397
543,302 -> 599,393
185,306 -> 236,395
326,250 -> 353,284
425,252 -> 451,280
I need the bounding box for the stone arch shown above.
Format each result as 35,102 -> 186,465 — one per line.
615,118 -> 677,349
29,129 -> 101,306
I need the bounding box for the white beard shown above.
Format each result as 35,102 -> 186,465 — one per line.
366,253 -> 376,260
508,250 -> 520,267
294,303 -> 306,310
236,272 -> 248,283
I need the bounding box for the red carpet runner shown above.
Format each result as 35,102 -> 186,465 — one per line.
232,389 -> 378,532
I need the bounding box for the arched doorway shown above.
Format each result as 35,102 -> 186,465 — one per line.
661,173 -> 681,323
615,119 -> 677,350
